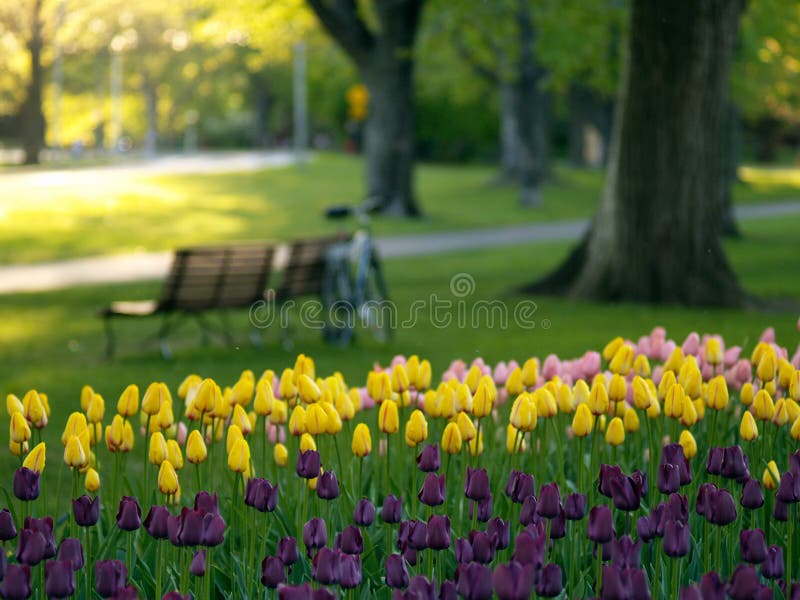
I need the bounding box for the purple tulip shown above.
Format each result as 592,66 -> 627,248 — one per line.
612,535 -> 642,569
666,493 -> 689,523
312,588 -> 336,600
0,508 -> 17,541
777,472 -> 800,504
381,495 -> 403,524
426,515 -> 450,550
587,505 -> 614,544
550,507 -> 566,539
658,463 -> 681,495
170,508 -> 202,547
699,572 -> 725,600
0,564 -> 31,600
772,499 -> 788,521
518,495 -> 538,526
512,530 -> 545,568
407,575 -> 436,599
706,447 -> 724,475
470,531 -> 495,564
144,505 -> 170,540
663,520 -> 690,557
385,554 -> 410,588
163,593 -> 191,600
316,471 -> 340,501
116,496 -> 142,531
194,491 -> 220,515
407,520 -> 428,551
311,547 -> 338,585
201,511 -> 226,547
727,564 -> 761,600
740,529 -> 768,564
0,551 -> 5,581
465,467 -> 491,501
455,538 -> 474,563
741,478 -> 765,510
661,443 -> 692,485
601,564 -> 629,600
302,518 -> 327,555
612,473 -> 645,511
680,586 -> 702,600
277,536 -> 299,566
536,483 -> 561,519
261,556 -> 286,588
637,516 -> 655,543
12,468 -> 39,502
761,545 -> 784,579
416,444 -> 440,472
564,492 -> 587,520
598,464 -> 623,498
706,488 -> 737,526
492,560 -> 536,600
336,525 -> 364,555
469,495 -> 493,523
486,517 -> 510,549
629,568 -> 652,600
419,473 -> 446,507
696,483 -> 717,516
536,562 -> 563,598
73,495 -> 100,527
276,583 -> 312,600
113,584 -> 139,599
402,546 -> 418,567
57,538 -> 84,570
23,516 -> 55,558
354,499 -> 376,526
296,450 -> 321,479
190,549 -> 206,577
440,579 -> 457,600
505,471 -> 535,504
338,553 -> 362,588
95,560 -> 127,598
721,445 -> 750,481
16,529 -> 46,566
455,562 -> 493,600
244,478 -> 279,512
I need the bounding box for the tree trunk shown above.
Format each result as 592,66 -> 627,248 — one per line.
568,84 -> 613,168
721,101 -> 741,237
21,0 -> 45,165
143,81 -> 158,156
499,81 -> 522,181
527,0 -> 746,306
362,53 -> 419,216
513,1 -> 548,208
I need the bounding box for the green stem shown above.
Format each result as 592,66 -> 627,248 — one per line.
155,541 -> 162,600
595,542 -> 602,595
385,433 -> 391,496
788,506 -> 793,595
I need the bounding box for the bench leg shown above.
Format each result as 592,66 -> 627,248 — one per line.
157,314 -> 174,360
103,315 -> 116,360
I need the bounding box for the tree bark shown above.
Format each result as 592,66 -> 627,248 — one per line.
499,81 -> 522,181
527,0 -> 746,307
513,0 -> 548,207
568,84 -> 613,168
721,101 -> 741,237
307,0 -> 425,217
21,0 -> 45,165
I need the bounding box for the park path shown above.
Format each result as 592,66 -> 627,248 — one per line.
0,200 -> 798,294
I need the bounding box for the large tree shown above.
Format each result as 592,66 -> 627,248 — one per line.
528,0 -> 746,306
307,0 -> 426,216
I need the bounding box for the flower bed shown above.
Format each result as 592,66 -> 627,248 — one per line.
3,325 -> 800,599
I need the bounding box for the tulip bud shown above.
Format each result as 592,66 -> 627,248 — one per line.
535,388 -> 557,419
772,399 -> 788,427
158,460 -> 179,495
254,381 -> 274,417
753,390 -> 775,421
605,417 -> 625,447
740,411 -> 758,442
468,431 -> 483,456
679,430 -> 697,459
304,403 -> 328,436
85,468 -> 100,493
646,397 -> 661,419
23,390 -> 47,428
351,423 -> 372,457
609,344 -> 633,375
416,359 -> 432,390
791,416 -> 800,441
185,430 -> 207,465
299,433 -> 316,452
472,376 -> 496,418
572,403 -> 593,437
10,412 -> 31,444
378,400 -> 399,434
456,412 -> 476,442
64,435 -> 87,469
278,369 -> 297,399
298,375 -> 321,404
588,381 -> 609,416
166,439 -> 183,470
633,354 -> 651,377
288,406 -> 307,436
506,368 -> 524,395
521,358 -> 539,387
510,393 -> 537,432
142,382 -> 164,416
117,384 -> 139,417
623,408 -> 640,433
23,442 -> 46,473
148,432 -> 168,466
663,347 -> 685,373
789,370 -> 800,402
274,443 -> 288,467
664,384 -> 684,419
756,351 -> 777,382
441,422 -> 462,454
658,370 -> 677,401
404,410 -> 428,447
680,395 -> 698,427
608,374 -> 627,403
602,337 -> 624,361
705,375 -> 728,411
228,438 -> 251,474
740,382 -> 755,406
7,393 -> 23,417
763,461 -> 779,490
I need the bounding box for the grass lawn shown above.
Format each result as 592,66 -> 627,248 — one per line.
1,152 -> 800,265
1,212 -> 798,479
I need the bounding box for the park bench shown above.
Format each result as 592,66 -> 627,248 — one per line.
100,236 -> 348,358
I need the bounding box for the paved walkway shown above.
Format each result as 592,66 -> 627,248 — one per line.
0,200 -> 798,294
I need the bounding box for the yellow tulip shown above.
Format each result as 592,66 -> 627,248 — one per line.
658,371 -> 677,401
588,380 -> 609,416
298,374 -> 322,404
663,347 -> 685,373
664,384 -> 684,419
142,382 -> 164,415
321,402 -> 342,435
791,416 -> 800,441
85,468 -> 101,493
6,393 -> 23,417
605,417 -> 625,446
186,430 -> 207,464
254,381 -> 275,417
773,399 -> 789,427
437,386 -> 457,419
117,384 -> 139,417
506,368 -> 524,395
228,438 -> 251,474
764,380 -> 777,397
270,400 -> 288,425
62,412 -> 88,445
646,397 -> 661,420
292,354 -> 316,382
274,443 -> 288,467
757,351 -> 777,382
369,372 -> 392,402
753,389 -> 775,421
230,404 -> 251,435
149,432 -> 168,466
778,359 -> 794,389
521,358 -> 539,387
790,370 -> 800,402
178,374 -> 202,400
378,400 -> 400,434
157,400 -> 174,431
680,395 -> 698,427
456,412 -> 476,442
506,424 -> 527,454
706,376 -> 729,410
786,398 -> 800,424
468,431 -> 483,456
740,411 -> 758,441
10,412 -> 31,444
608,374 -> 626,403
405,355 -> 420,388
472,376 -> 496,418
704,338 -> 723,366
678,430 -> 697,459
278,369 -> 297,399
681,368 -> 702,400
405,410 -> 428,447
624,408 -> 640,433
631,376 -> 652,410
455,384 -> 473,414
289,406 -> 307,436
441,422 -> 462,454
391,363 -> 410,394
602,337 -> 624,361
763,460 -> 779,490
693,398 -> 706,422
231,370 -> 255,406
740,382 -> 755,406
415,359 -> 432,390
633,354 -> 651,377
166,439 -> 184,470
121,420 -> 134,452
299,433 -> 317,452
510,393 -> 537,432
536,388 -> 558,419
572,403 -> 593,437
304,403 -> 328,436
23,390 -> 47,428
335,392 -> 356,421
23,442 -> 46,473
351,423 -> 372,457
105,415 -> 124,452
609,344 -> 633,375
573,380 -> 590,406
86,394 -> 105,425
158,460 -> 179,495
64,435 -> 87,468
557,384 -> 574,414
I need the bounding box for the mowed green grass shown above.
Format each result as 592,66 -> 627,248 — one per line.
0,152 -> 799,264
0,213 -> 798,480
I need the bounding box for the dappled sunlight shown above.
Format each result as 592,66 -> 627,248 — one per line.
739,165 -> 800,191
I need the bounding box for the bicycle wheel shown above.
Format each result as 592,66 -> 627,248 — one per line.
358,249 -> 393,343
320,255 -> 356,345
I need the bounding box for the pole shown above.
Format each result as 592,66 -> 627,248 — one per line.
292,41 -> 308,163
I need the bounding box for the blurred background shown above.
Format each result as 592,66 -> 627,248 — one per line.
0,0 -> 798,403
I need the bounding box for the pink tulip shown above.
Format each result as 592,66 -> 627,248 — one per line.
176,422 -> 188,446
496,389 -> 509,406
660,341 -> 676,362
390,355 -> 407,368
493,361 -> 510,385
734,359 -> 752,386
701,363 -> 714,381
581,352 -> 601,379
791,345 -> 800,369
651,326 -> 666,339
358,388 -> 375,410
652,366 -> 664,386
760,327 -> 776,344
636,336 -> 651,357
682,332 -> 700,356
724,346 -> 742,368
542,355 -> 560,380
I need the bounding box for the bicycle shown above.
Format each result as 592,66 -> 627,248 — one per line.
321,198 -> 392,344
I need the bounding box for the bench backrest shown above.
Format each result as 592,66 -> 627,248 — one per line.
274,236 -> 346,301
159,245 -> 274,311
